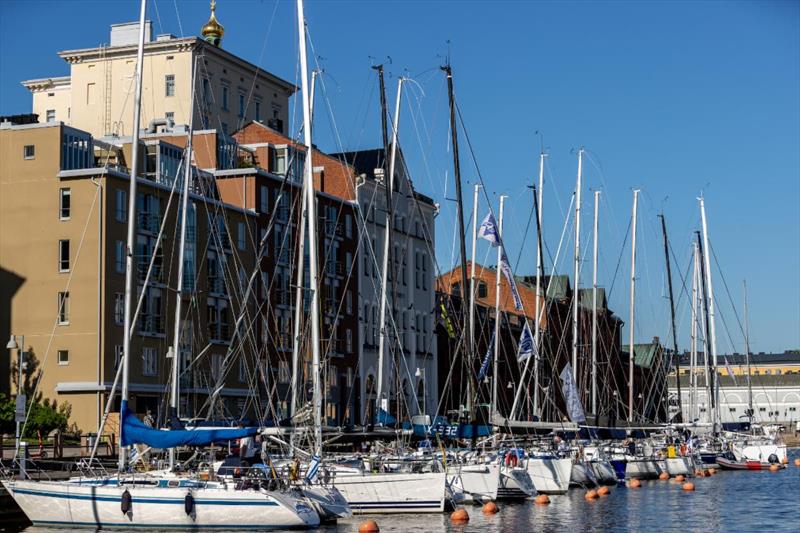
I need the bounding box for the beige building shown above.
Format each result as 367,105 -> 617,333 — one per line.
22,10 -> 295,139
0,120 -> 260,432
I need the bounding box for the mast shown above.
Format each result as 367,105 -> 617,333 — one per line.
532,152 -> 545,417
591,190 -> 600,416
296,0 -> 323,454
659,214 -> 682,422
572,149 -> 583,380
167,56 -> 197,469
690,241 -> 699,421
491,196 -> 507,420
743,279 -> 753,422
441,64 -> 473,422
696,231 -> 714,427
119,0 -> 148,472
627,189 -> 640,422
468,184 -> 480,379
375,78 -> 403,421
698,197 -> 719,433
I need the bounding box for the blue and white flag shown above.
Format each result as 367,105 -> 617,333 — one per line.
478,213 -> 501,246
304,454 -> 322,484
500,251 -> 524,311
477,331 -> 495,380
559,363 -> 587,423
517,322 -> 535,363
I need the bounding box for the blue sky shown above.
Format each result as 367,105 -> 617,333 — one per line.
1,0 -> 798,354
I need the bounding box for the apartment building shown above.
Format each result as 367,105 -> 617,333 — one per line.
0,120 -> 259,432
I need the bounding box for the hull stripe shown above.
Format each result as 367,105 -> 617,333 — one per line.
12,488 -> 278,506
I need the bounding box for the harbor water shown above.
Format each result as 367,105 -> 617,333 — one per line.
6,449 -> 798,533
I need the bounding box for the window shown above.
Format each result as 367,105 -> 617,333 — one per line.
58,240 -> 70,272
114,293 -> 124,325
238,93 -> 245,117
279,360 -> 290,383
345,214 -> 353,238
58,350 -> 69,365
260,185 -> 269,213
729,408 -> 736,413
237,222 -> 246,250
203,78 -> 210,103
478,281 -> 488,299
115,241 -> 125,274
114,345 -> 123,370
58,291 -> 69,324
23,145 -> 35,159
46,109 -> 56,122
255,101 -> 261,121
238,358 -> 247,383
212,354 -> 223,381
346,329 -> 353,353
221,122 -> 228,134
221,85 -> 229,110
346,291 -> 353,314
142,347 -> 158,376
115,189 -> 127,222
759,407 -> 766,412
165,74 -> 175,97
345,251 -> 353,273
165,111 -> 174,123
59,188 -> 71,219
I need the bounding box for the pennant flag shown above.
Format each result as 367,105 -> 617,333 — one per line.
559,363 -> 587,423
440,302 -> 455,339
478,213 -> 501,246
304,454 -> 322,484
500,251 -> 524,311
517,322 -> 535,363
477,331 -> 495,380
723,356 -> 738,387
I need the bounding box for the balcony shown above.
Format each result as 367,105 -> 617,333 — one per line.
324,298 -> 338,317
276,332 -> 292,352
275,207 -> 290,223
137,212 -> 161,234
137,262 -> 163,284
324,261 -> 344,278
207,276 -> 226,295
274,289 -> 292,307
324,220 -> 343,238
208,322 -> 231,343
139,314 -> 165,336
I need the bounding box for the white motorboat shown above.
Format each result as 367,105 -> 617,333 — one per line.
330,467 -> 447,514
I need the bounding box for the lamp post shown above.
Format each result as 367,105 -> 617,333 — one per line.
6,334 -> 25,455
415,367 -> 426,416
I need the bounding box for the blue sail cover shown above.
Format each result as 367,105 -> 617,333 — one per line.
120,400 -> 258,448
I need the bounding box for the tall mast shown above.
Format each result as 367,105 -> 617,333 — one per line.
591,190 -> 600,416
743,279 -> 753,422
442,64 -> 473,421
167,56 -> 197,470
696,231 -> 714,427
468,184 -> 480,377
296,0 -> 322,454
572,149 -> 583,380
491,196 -> 507,420
627,189 -> 640,422
659,214 -> 682,422
375,78 -> 403,421
119,0 -> 148,472
532,152 -> 545,417
690,242 -> 699,422
698,197 -> 719,433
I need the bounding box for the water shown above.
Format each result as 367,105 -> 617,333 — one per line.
10,449 -> 799,533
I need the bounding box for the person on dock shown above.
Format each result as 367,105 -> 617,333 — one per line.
143,409 -> 155,428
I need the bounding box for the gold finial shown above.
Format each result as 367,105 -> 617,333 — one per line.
201,0 -> 225,47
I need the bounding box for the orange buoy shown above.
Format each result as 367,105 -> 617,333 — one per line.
769,464 -> 780,472
482,501 -> 499,515
675,475 -> 685,482
659,472 -> 670,480
682,482 -> 695,492
585,489 -> 598,500
628,478 -> 641,488
708,468 -> 716,475
359,520 -> 380,533
450,508 -> 470,523
597,485 -> 610,496
794,458 -> 800,467
534,494 -> 550,505
694,469 -> 703,477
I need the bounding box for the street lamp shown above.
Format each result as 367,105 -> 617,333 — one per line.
6,334 -> 25,456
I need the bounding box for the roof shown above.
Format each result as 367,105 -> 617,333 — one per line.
331,148 -> 390,181
677,351 -> 800,366
632,342 -> 663,369
577,287 -> 608,311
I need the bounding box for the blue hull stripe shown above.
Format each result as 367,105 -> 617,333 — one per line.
31,520 -> 303,530
13,488 -> 278,506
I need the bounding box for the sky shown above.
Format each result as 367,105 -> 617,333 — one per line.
1,0 -> 798,355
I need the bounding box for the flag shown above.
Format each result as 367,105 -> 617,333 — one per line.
559,363 -> 587,423
304,454 -> 322,484
477,331 -> 495,380
478,213 -> 501,246
517,322 -> 535,363
439,302 -> 455,339
723,357 -> 738,387
500,251 -> 524,311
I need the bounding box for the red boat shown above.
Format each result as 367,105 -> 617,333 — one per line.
716,453 -> 785,471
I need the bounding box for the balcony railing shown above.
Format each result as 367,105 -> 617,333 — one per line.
208,276 -> 226,295
139,314 -> 165,335
137,263 -> 163,284
137,212 -> 161,234
324,220 -> 343,237
208,323 -> 231,343
275,289 -> 292,307
324,261 -> 344,277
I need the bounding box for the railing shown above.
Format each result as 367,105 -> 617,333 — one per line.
324,261 -> 344,277
275,207 -> 290,223
137,263 -> 163,283
139,314 -> 165,335
324,220 -> 343,238
274,290 -> 292,307
208,276 -> 226,294
208,323 -> 231,343
137,212 -> 161,234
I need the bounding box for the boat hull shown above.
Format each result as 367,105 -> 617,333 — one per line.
590,460 -> 618,485
525,457 -> 572,495
570,461 -> 598,487
1,479 -> 319,529
665,457 -> 694,476
716,456 -> 786,471
625,459 -> 661,480
448,463 -> 500,504
332,472 -> 446,514
497,466 -> 535,500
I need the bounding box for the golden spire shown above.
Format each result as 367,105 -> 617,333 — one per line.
201,0 -> 225,47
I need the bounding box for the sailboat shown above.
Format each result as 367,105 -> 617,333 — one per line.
1,1 -> 324,528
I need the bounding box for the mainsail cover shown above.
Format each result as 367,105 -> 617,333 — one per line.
120,400 -> 258,448
559,363 -> 587,423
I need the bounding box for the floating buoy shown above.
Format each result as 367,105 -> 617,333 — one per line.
659,472 -> 670,480
682,482 -> 695,492
482,501 -> 499,514
358,519 -> 380,533
184,492 -> 195,516
120,489 -> 132,514
585,489 -> 598,500
628,479 -> 641,488
534,494 -> 550,505
597,486 -> 610,496
769,464 -> 780,472
794,458 -> 800,467
450,508 -> 470,523
708,468 -> 716,475
675,475 -> 685,482
694,469 -> 703,477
